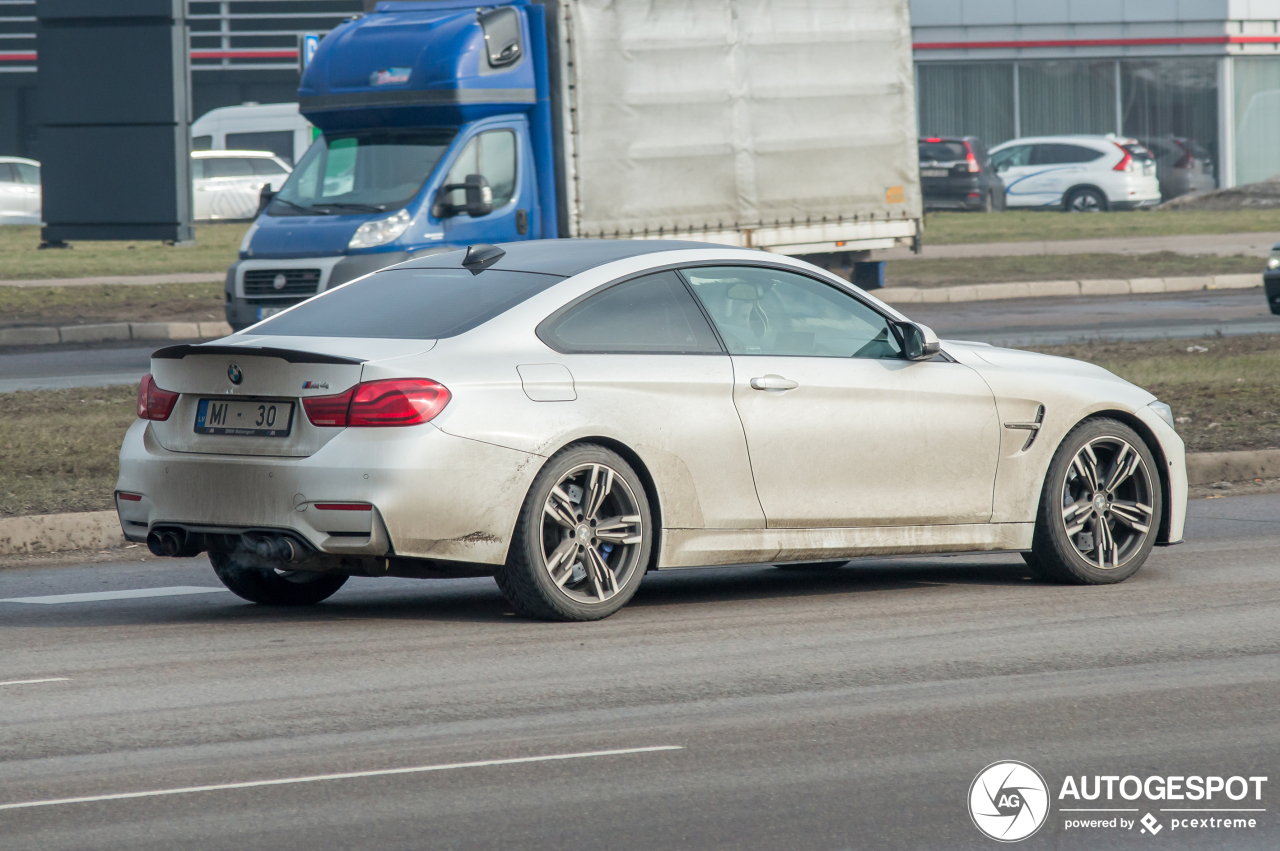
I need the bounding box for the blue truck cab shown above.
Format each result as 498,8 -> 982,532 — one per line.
225,0 -> 560,329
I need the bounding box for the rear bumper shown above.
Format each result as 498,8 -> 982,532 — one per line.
115,419 -> 542,565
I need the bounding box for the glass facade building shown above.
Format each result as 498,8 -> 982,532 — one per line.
911,1 -> 1280,190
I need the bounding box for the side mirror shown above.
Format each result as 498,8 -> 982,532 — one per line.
256,185 -> 276,216
896,321 -> 941,361
432,173 -> 493,219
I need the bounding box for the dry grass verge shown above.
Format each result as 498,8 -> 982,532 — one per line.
0,223 -> 247,281
885,251 -> 1262,288
0,282 -> 224,328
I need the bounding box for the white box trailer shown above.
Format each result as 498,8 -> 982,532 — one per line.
553,0 -> 922,254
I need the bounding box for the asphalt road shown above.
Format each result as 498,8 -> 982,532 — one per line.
914,287 -> 1280,346
2,493 -> 1277,849
1,289 -> 1276,391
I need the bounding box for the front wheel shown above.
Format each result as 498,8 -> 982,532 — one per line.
495,445 -> 652,621
1028,419 -> 1163,584
211,552 -> 348,605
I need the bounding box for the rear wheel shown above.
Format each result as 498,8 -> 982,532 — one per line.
1065,187 -> 1107,213
211,552 -> 348,605
495,445 -> 652,621
1029,419 -> 1162,584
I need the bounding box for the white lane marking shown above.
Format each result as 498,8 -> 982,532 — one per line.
0,587 -> 227,605
0,745 -> 685,811
0,678 -> 70,687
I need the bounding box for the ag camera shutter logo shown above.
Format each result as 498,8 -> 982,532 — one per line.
969,761 -> 1050,842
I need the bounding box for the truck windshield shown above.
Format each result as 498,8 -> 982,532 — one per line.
269,129 -> 455,215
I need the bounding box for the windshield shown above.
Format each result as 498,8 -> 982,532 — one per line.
270,130 -> 455,216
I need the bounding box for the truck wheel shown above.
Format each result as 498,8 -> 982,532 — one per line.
211,552 -> 348,605
1065,187 -> 1107,212
495,445 -> 652,621
1028,419 -> 1162,584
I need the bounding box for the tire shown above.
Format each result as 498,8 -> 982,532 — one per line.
1064,187 -> 1107,213
495,444 -> 652,621
1029,418 -> 1163,584
210,552 -> 348,605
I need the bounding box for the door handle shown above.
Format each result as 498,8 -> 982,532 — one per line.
750,375 -> 799,391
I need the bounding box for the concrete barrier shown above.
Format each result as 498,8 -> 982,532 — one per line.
1186,449 -> 1280,485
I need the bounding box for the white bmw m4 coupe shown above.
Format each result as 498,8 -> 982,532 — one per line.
116,240 -> 1187,620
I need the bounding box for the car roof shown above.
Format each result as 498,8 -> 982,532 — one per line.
398,239 -> 734,277
991,135 -> 1117,150
0,156 -> 39,166
191,150 -> 282,159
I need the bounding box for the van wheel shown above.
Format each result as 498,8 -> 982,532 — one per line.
211,552 -> 348,605
1028,419 -> 1162,584
1065,188 -> 1107,212
495,445 -> 652,621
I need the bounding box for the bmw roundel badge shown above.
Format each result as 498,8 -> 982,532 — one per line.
228,363 -> 243,385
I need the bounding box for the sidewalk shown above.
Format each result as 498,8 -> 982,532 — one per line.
875,231 -> 1278,261
0,272 -> 224,288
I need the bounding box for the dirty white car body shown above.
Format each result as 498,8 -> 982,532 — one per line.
116,240 -> 1187,619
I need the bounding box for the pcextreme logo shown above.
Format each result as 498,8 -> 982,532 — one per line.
969,761 -> 1050,842
969,762 -> 1269,842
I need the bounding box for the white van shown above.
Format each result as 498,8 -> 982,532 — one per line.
191,103 -> 315,166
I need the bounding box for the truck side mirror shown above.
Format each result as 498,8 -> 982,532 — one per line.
432,174 -> 493,219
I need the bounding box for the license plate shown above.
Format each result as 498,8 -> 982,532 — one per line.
921,169 -> 949,177
195,398 -> 295,437
256,306 -> 287,320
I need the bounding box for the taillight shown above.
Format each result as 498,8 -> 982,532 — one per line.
302,386 -> 356,427
303,379 -> 450,428
1113,146 -> 1134,172
137,373 -> 179,421
964,141 -> 981,173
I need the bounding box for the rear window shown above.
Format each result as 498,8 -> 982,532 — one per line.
918,141 -> 967,163
251,268 -> 563,340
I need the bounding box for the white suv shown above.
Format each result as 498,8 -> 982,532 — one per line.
989,135 -> 1161,212
192,150 -> 292,221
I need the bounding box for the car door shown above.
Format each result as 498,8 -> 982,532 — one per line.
13,162 -> 40,219
538,269 -> 764,529
199,157 -> 261,219
990,144 -> 1037,207
681,265 -> 1001,528
0,163 -> 25,222
1021,143 -> 1097,205
433,124 -> 529,244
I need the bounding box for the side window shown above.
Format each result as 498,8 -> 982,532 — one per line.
444,129 -> 517,208
15,163 -> 39,185
0,163 -> 16,183
250,158 -> 289,176
1033,144 -> 1104,165
190,159 -> 205,180
991,145 -> 1030,171
682,266 -> 903,359
192,135 -> 213,151
226,130 -> 295,164
542,271 -> 722,354
203,158 -> 257,178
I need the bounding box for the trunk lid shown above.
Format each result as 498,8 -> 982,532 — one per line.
147,337 -> 434,457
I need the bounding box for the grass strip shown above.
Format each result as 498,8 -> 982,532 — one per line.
922,209 -> 1280,245
0,283 -> 224,327
0,224 -> 248,281
0,385 -> 137,518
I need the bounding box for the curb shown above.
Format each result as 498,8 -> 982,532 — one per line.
875,273 -> 1261,305
0,321 -> 233,347
3,449 -> 1278,557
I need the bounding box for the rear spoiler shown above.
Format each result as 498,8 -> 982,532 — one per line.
151,345 -> 366,365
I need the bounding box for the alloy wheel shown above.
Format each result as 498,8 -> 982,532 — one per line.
539,463 -> 645,603
1069,191 -> 1103,212
1059,436 -> 1155,569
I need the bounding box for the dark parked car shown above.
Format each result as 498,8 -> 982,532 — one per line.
918,136 -> 1006,212
1265,242 -> 1280,316
1140,136 -> 1217,201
